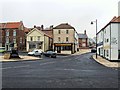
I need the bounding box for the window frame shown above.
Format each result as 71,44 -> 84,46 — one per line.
66,30 -> 69,34
13,30 -> 16,36
58,30 -> 61,34
66,37 -> 68,42
38,36 -> 40,41
6,30 -> 9,36
58,37 -> 60,42
30,36 -> 33,41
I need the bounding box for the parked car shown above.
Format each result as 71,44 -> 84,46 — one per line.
91,48 -> 97,53
28,49 -> 43,56
0,47 -> 5,53
43,51 -> 57,58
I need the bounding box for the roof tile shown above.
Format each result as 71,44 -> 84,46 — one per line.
78,34 -> 88,39
53,23 -> 75,29
5,22 -> 22,29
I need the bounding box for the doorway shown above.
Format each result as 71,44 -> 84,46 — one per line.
6,45 -> 9,51
104,50 -> 105,57
57,46 -> 61,53
99,48 -> 100,56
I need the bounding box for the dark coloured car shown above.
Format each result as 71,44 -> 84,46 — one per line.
91,48 -> 97,53
43,51 -> 57,58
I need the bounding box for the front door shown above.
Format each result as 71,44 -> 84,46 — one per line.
99,48 -> 100,56
57,46 -> 61,53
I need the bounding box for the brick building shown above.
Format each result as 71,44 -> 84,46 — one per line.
0,21 -> 26,51
78,30 -> 88,49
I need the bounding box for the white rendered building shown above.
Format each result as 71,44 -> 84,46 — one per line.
97,16 -> 120,61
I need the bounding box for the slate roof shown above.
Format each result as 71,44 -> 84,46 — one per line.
53,23 -> 75,29
78,34 -> 88,39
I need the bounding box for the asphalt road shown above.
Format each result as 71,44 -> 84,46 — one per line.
2,53 -> 119,88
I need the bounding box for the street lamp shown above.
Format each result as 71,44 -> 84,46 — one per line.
91,19 -> 97,59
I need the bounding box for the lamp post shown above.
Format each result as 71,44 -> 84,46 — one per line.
91,19 -> 97,59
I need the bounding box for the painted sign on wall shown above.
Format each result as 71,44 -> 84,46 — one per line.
111,37 -> 118,44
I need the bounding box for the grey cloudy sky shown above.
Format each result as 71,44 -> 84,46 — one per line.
0,0 -> 119,38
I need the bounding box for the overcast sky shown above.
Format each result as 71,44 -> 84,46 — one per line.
0,0 -> 120,38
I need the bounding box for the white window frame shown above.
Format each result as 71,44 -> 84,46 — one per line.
13,30 -> 16,36
6,30 -> 9,36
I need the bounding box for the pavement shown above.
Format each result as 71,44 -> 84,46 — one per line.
93,55 -> 120,68
0,49 -> 91,62
0,55 -> 41,62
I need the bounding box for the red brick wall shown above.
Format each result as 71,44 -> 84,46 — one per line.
3,27 -> 26,50
78,38 -> 88,48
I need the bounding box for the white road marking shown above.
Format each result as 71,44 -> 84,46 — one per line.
2,65 -> 30,70
40,61 -> 56,65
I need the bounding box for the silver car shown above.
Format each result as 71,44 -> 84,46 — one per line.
28,49 -> 42,56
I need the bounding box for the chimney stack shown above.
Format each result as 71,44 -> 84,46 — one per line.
34,25 -> 36,28
41,25 -> 44,30
84,30 -> 86,34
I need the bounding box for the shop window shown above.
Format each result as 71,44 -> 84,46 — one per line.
62,46 -> 71,51
29,44 -> 36,49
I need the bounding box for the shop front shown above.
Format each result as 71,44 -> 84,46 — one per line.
54,43 -> 74,54
27,41 -> 43,51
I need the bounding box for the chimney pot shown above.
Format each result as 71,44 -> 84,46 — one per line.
41,25 -> 44,30
34,25 -> 36,28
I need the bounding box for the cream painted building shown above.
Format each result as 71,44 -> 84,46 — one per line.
26,28 -> 52,52
53,23 -> 78,54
